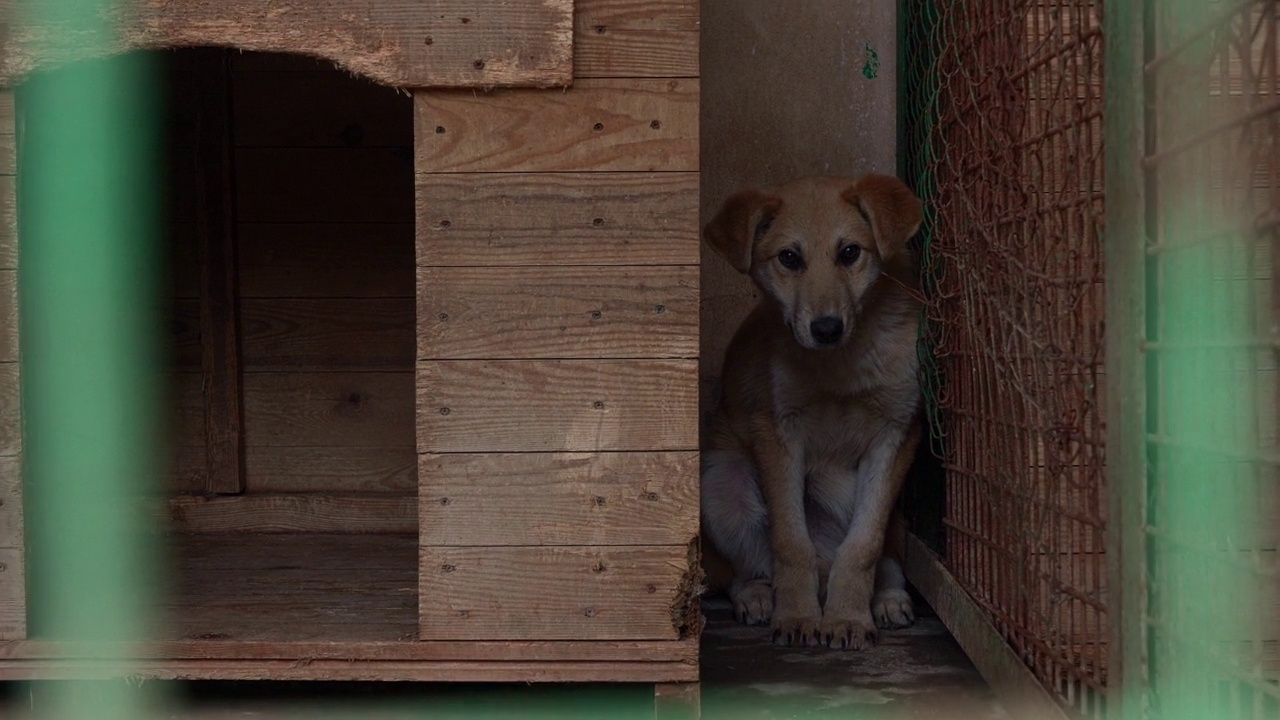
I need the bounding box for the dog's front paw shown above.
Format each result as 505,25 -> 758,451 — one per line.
770,614 -> 822,647
732,580 -> 774,626
872,588 -> 915,629
819,612 -> 878,650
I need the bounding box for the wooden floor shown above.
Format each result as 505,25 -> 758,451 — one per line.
158,533 -> 418,643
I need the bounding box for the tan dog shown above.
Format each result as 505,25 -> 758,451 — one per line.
700,174 -> 924,650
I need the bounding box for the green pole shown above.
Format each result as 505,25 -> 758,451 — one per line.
17,0 -> 165,716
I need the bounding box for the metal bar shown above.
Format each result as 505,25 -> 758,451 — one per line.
1103,0 -> 1152,718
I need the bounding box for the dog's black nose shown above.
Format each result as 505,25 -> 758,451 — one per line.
809,316 -> 844,345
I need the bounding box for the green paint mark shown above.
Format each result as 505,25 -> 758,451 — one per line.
862,44 -> 881,79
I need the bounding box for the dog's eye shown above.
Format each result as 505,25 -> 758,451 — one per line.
838,244 -> 862,266
777,249 -> 804,270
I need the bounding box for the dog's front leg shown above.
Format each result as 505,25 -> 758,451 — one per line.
820,424 -> 919,650
750,416 -> 821,646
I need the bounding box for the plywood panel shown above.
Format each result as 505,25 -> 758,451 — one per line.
173,371 -> 414,449
0,0 -> 574,89
234,148 -> 414,224
418,266 -> 698,360
163,493 -> 416,534
418,359 -> 698,453
0,547 -> 24,640
415,79 -> 699,173
416,172 -> 699,267
419,546 -> 693,640
171,298 -> 415,371
238,224 -> 415,298
171,446 -> 416,494
420,452 -> 698,546
575,0 -> 700,78
231,70 -> 413,148
0,456 -> 20,548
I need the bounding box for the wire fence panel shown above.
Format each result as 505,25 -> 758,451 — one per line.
1145,1 -> 1280,718
903,1 -> 1109,716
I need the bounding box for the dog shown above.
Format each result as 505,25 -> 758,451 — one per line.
699,173 -> 924,650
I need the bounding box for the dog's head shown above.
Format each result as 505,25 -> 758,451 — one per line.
704,174 -> 923,350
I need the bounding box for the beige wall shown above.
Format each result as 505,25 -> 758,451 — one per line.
699,0 -> 899,417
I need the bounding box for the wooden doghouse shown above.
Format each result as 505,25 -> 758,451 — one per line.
0,0 -> 703,694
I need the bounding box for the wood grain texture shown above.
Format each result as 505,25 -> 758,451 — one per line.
0,271 -> 15,363
170,446 -> 416,495
173,371 -> 414,449
172,298 -> 415,371
235,148 -> 414,224
162,493 -> 416,534
575,0 -> 700,78
238,223 -> 415,298
0,364 -> 20,457
193,47 -> 245,495
419,546 -> 692,640
0,176 -> 16,269
0,455 -> 21,547
417,359 -> 698,453
418,266 -> 698,360
0,547 -> 24,640
0,0 -> 574,89
415,79 -> 699,172
416,172 -> 699,266
419,452 -> 698,546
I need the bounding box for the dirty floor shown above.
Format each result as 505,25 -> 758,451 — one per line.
0,595 -> 1006,720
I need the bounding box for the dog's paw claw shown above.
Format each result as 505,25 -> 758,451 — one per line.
872,588 -> 915,630
819,614 -> 878,651
731,582 -> 774,626
770,615 -> 822,647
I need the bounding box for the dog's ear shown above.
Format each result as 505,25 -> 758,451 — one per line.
703,190 -> 783,273
842,175 -> 923,262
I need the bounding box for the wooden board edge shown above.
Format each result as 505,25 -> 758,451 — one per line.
0,659 -> 697,683
903,532 -> 1072,720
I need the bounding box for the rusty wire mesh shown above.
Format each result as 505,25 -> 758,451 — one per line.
1145,1 -> 1280,717
902,1 -> 1109,715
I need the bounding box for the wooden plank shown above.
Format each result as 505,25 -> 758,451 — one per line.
0,364 -> 20,457
0,271 -> 15,363
418,266 -> 698,360
174,371 -> 415,449
417,172 -> 699,267
0,92 -> 13,132
417,359 -> 698,452
0,1 -> 574,89
575,0 -> 700,79
654,682 -> 701,720
2,639 -> 699,664
238,223 -> 415,298
0,547 -> 24,640
171,298 -> 415,371
193,47 -> 245,495
162,493 -> 416,534
419,546 -> 695,641
0,176 -> 16,269
0,455 -> 21,547
0,658 -> 697,683
231,69 -> 413,148
415,79 -> 699,173
0,135 -> 14,175
234,148 -> 414,224
904,533 -> 1073,720
419,451 -> 698,546
171,446 -> 416,495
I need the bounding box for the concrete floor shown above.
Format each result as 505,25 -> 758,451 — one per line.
1,597 -> 1006,720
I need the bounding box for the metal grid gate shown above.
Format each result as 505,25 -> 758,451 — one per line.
902,0 -> 1280,717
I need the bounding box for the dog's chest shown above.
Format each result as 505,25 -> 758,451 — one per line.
779,395 -> 879,466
